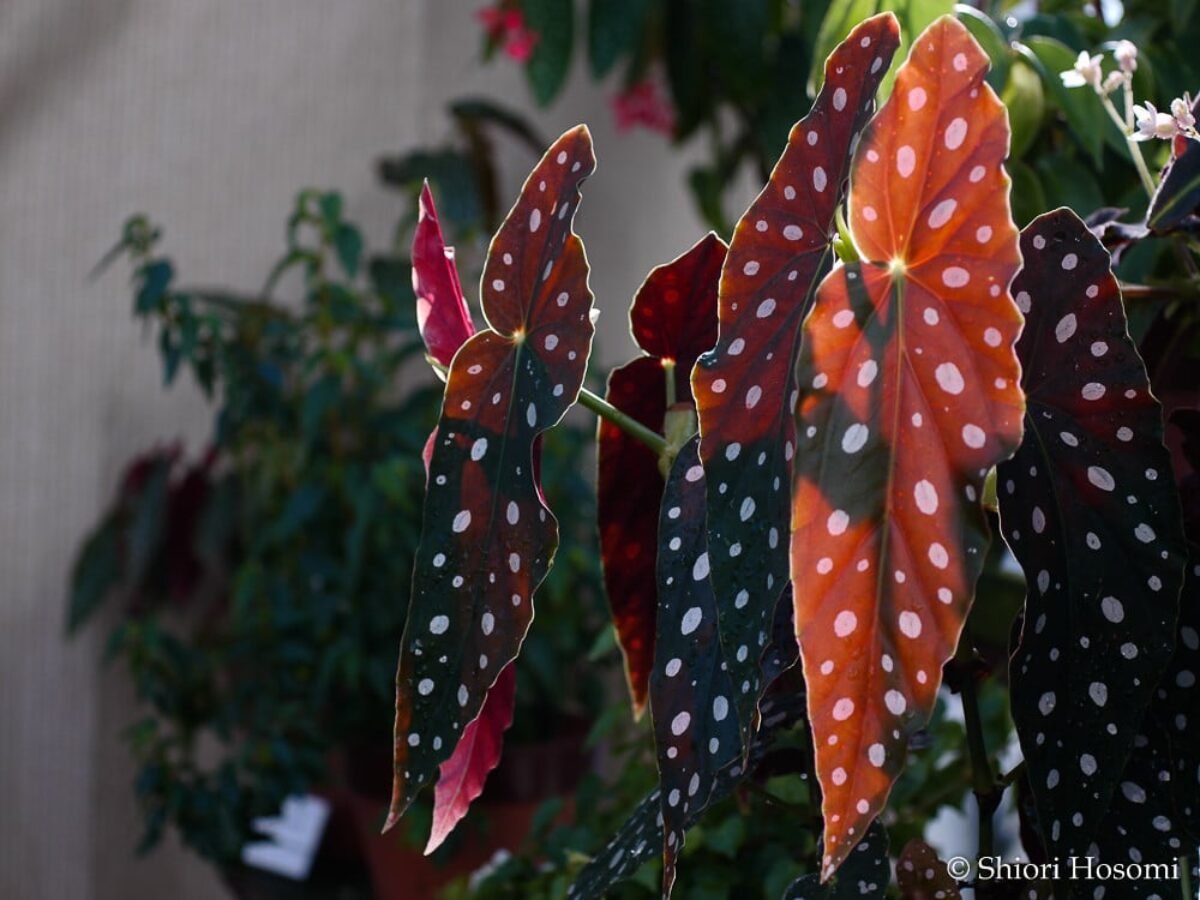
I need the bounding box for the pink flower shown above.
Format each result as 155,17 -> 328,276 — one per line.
1114,40 -> 1138,74
475,5 -> 539,63
611,80 -> 676,136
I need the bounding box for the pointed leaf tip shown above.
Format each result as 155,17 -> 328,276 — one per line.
691,11 -> 902,753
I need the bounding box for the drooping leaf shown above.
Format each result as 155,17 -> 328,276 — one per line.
425,661 -> 516,853
599,234 -> 725,716
692,12 -> 901,752
998,210 -> 1187,860
587,0 -> 649,79
894,840 -> 961,900
649,437 -> 742,895
413,182 -> 474,368
790,17 -> 1024,877
385,127 -> 597,830
567,691 -> 810,900
782,822 -> 890,899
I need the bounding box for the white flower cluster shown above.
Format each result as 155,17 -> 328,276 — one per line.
1060,40 -> 1197,143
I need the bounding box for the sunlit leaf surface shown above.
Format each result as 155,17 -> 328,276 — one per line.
692,11 -> 902,750
790,16 -> 1023,876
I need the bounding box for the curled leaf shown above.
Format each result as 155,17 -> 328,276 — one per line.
413,182 -> 474,367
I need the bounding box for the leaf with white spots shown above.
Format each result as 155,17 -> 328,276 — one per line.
691,11 -> 902,753
599,234 -> 725,717
649,438 -> 742,896
425,661 -> 516,853
385,126 -> 597,832
782,822 -> 890,899
568,691 -> 810,900
998,210 -> 1187,862
894,840 -> 961,900
790,16 -> 1024,878
413,182 -> 474,368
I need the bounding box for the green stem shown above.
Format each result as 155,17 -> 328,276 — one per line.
663,360 -> 677,409
1180,855 -> 1192,900
578,387 -> 669,456
1100,92 -> 1157,199
427,358 -> 669,457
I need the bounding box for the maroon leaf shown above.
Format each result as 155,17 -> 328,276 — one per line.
690,13 -> 902,748
413,182 -> 474,367
425,662 -> 517,853
598,234 -> 725,715
386,126 -> 596,833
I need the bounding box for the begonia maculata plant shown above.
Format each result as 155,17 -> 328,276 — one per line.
386,12 -> 1199,898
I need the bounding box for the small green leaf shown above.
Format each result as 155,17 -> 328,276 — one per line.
955,4 -> 1009,89
67,512 -> 123,633
334,223 -> 363,279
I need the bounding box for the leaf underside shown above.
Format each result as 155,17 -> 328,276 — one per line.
413,182 -> 474,367
998,210 -> 1187,860
425,661 -> 516,853
691,11 -> 902,753
790,16 -> 1023,877
599,234 -> 725,716
649,437 -> 741,895
783,822 -> 890,899
387,126 -> 597,828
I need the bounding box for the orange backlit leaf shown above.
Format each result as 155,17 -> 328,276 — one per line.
790,16 -> 1023,877
691,12 -> 902,750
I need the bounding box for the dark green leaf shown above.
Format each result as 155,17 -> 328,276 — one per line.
67,512 -> 124,633
523,0 -> 574,105
334,223 -> 363,279
587,0 -> 649,79
782,822 -> 889,899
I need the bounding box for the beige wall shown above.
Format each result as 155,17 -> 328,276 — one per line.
0,2 -> 706,897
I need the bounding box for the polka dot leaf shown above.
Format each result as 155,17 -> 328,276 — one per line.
782,821 -> 890,899
413,181 -> 474,368
599,234 -> 725,718
385,126 -> 597,833
424,661 -> 516,854
998,209 -> 1187,862
691,11 -> 902,753
790,16 -> 1024,878
894,840 -> 962,900
648,437 -> 742,895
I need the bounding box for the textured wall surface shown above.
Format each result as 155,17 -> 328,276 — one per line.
0,2 -> 703,897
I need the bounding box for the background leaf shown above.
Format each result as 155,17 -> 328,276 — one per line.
599,234 -> 725,716
524,0 -> 575,105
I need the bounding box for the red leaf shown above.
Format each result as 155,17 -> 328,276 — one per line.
690,13 -> 902,747
425,661 -> 517,854
387,126 -> 596,832
598,234 -> 725,715
895,840 -> 961,900
789,17 -> 1023,877
413,182 -> 474,367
